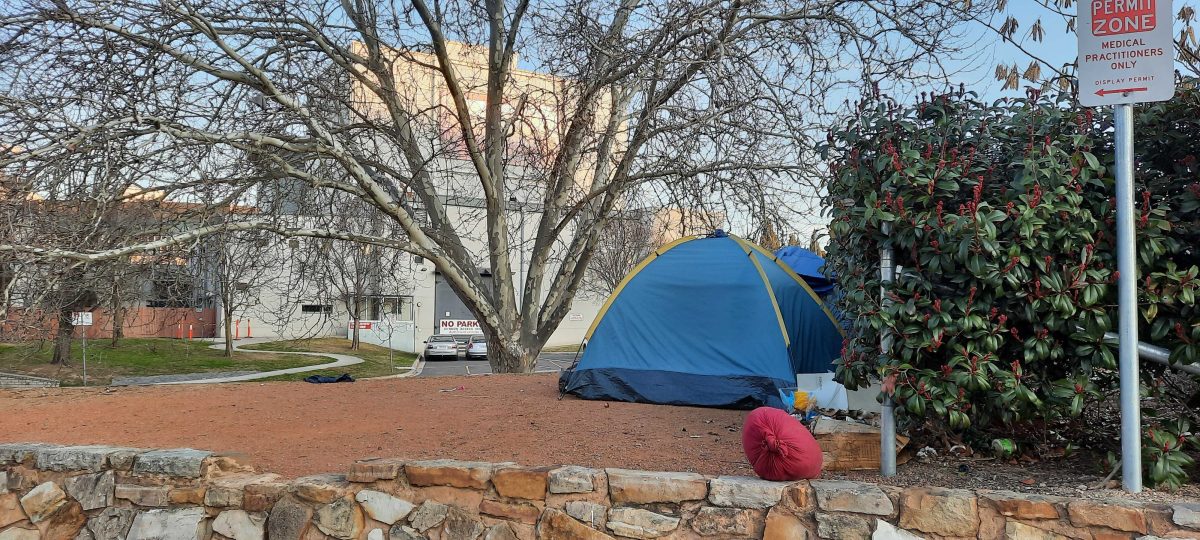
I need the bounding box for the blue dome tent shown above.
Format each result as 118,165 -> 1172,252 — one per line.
559,231 -> 844,409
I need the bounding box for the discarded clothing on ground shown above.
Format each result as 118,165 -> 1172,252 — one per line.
304,373 -> 355,384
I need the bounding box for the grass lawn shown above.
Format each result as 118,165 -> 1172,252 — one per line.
0,338 -> 322,386
243,337 -> 417,381
543,343 -> 582,353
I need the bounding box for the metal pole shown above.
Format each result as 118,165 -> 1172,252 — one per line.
82,331 -> 88,387
519,205 -> 526,306
879,222 -> 897,477
1114,103 -> 1142,493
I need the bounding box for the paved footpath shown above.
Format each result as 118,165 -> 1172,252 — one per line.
114,338 -> 396,386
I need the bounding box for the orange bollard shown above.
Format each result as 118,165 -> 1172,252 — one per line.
246,320 -> 252,338
188,324 -> 193,340
234,319 -> 241,340
176,323 -> 183,339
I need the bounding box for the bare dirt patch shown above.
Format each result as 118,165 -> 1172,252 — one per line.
0,373 -> 751,479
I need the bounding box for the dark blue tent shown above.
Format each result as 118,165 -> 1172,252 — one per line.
774,246 -> 835,297
559,232 -> 844,409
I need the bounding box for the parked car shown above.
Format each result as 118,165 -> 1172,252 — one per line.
423,335 -> 459,361
453,334 -> 470,354
466,335 -> 488,360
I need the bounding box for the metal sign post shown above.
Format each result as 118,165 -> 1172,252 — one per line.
71,312 -> 94,386
1078,0 -> 1175,493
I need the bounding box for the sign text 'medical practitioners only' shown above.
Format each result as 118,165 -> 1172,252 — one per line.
1078,0 -> 1175,106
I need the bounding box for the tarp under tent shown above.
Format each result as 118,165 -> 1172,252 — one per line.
774,246 -> 836,297
559,231 -> 844,409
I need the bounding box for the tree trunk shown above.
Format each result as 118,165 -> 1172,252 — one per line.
488,333 -> 539,373
224,313 -> 234,357
110,279 -> 123,347
52,308 -> 74,365
111,306 -> 124,347
351,319 -> 360,350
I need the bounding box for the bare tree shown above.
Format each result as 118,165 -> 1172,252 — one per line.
585,211 -> 655,297
1,0 -> 991,372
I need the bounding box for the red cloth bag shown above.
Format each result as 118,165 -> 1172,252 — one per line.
742,406 -> 822,481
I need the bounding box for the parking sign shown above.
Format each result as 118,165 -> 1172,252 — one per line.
1078,0 -> 1175,106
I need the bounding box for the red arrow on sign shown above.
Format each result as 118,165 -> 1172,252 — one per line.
1095,87 -> 1149,96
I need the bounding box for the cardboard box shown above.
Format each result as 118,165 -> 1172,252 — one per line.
810,416 -> 909,471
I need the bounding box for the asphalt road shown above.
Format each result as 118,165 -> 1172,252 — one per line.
417,351 -> 580,377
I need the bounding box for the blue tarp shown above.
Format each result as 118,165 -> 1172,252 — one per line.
774,246 -> 835,296
559,234 -> 843,409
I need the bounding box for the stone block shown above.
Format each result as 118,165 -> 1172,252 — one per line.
355,490 -> 415,525
815,512 -> 871,540
1,493 -> 27,528
169,487 -> 207,506
212,510 -> 266,540
0,443 -> 57,465
0,472 -> 7,494
20,481 -> 68,522
435,507 -> 484,540
785,482 -> 813,510
35,446 -> 130,473
479,499 -> 541,524
107,449 -> 141,471
243,483 -> 285,512
1005,521 -> 1071,539
404,460 -> 494,490
388,523 -> 425,540
268,496 -> 313,540
131,449 -> 212,478
315,496 -> 364,540
84,507 -> 137,540
1175,503 -> 1200,529
126,507 -> 207,540
565,501 -> 607,529
548,466 -> 598,495
873,519 -> 925,539
115,484 -> 169,507
1068,500 -> 1147,533
708,476 -> 789,509
537,509 -> 615,540
348,459 -> 404,483
314,496 -> 360,540
292,474 -> 350,504
483,522 -> 520,540
898,487 -> 978,537
408,500 -> 449,532
763,507 -> 809,540
606,507 -> 680,539
690,506 -> 761,537
204,474 -> 279,508
64,471 -> 114,511
810,480 -> 894,516
606,469 -> 706,504
978,490 -> 1064,520
493,466 -> 551,501
0,528 -> 39,540
36,500 -> 85,540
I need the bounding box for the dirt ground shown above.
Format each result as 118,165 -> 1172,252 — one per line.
2,372 -> 1197,503
0,373 -> 752,479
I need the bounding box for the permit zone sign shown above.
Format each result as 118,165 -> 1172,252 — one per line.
1078,0 -> 1175,106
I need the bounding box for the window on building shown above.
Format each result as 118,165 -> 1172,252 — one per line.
368,295 -> 413,321
301,304 -> 333,314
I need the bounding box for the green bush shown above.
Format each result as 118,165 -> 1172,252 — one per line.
821,84 -> 1200,487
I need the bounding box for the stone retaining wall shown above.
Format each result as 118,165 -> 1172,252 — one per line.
1,442 -> 1197,539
